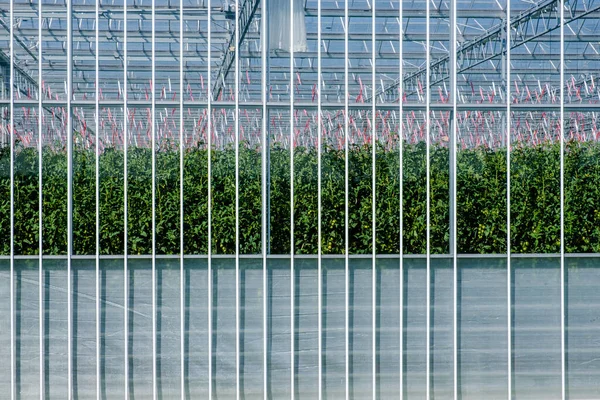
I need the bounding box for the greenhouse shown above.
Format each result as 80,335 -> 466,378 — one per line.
1,0 -> 600,398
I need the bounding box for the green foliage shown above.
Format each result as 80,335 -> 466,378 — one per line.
1,140 -> 599,255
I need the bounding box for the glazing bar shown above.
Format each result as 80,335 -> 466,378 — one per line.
38,0 -> 44,397
207,0 -> 214,396
317,0 -> 323,396
344,0 -> 349,397
559,1 -> 566,399
151,0 -> 158,397
506,2 -> 512,398
9,0 -> 15,398
425,0 -> 431,398
450,0 -> 458,399
179,1 -> 185,398
399,0 -> 404,398
95,0 -> 101,398
261,0 -> 268,395
290,0 -> 296,396
67,0 -> 74,395
235,0 -> 241,396
123,1 -> 130,396
371,0 -> 377,397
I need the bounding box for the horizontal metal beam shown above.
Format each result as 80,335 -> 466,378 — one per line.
4,98 -> 600,112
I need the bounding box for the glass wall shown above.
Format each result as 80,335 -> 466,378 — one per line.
1,0 -> 600,398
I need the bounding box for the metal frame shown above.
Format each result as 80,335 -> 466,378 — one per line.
0,0 -> 595,398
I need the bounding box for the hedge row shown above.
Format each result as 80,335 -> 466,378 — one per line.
1,141 -> 599,255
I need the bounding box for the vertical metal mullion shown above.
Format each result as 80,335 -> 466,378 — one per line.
235,0 -> 241,396
399,0 -> 404,397
344,0 -> 349,398
559,2 -> 565,399
425,0 -> 431,398
38,1 -> 44,398
123,0 -> 130,399
123,2 -> 129,397
67,0 -> 74,396
151,0 -> 158,397
317,0 -> 323,396
505,3 -> 512,399
371,1 -> 377,398
207,0 -> 213,396
9,0 -> 15,398
95,1 -> 101,398
179,1 -> 185,398
261,0 -> 268,395
450,0 -> 458,399
290,0 -> 296,396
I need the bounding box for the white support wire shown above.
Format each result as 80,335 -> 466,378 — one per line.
207,0 -> 214,397
451,0 -> 458,399
38,1 -> 44,398
261,0 -> 268,396
123,2 -> 130,397
9,0 -> 15,398
398,1 -> 404,398
317,0 -> 323,396
371,0 -> 377,398
290,0 -> 296,396
344,0 -> 350,397
425,0 -> 431,398
67,0 -> 74,396
95,0 -> 101,398
151,0 -> 158,397
559,1 -> 565,399
179,1 -> 185,398
235,0 -> 241,396
506,2 -> 512,399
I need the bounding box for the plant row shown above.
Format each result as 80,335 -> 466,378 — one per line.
1,141 -> 599,255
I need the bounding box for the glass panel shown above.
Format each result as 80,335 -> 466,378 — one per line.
512,256 -> 561,399
457,110 -> 507,254
458,257 -> 508,399
99,106 -> 125,255
71,258 -> 97,398
510,111 -> 560,254
566,256 -> 600,398
73,106 -> 96,255
14,258 -> 41,399
127,258 -> 153,397
293,257 -> 318,398
13,107 -> 40,255
182,108 -> 208,254
182,258 -> 209,398
155,107 -> 180,255
322,258 -> 345,397
99,258 -> 126,398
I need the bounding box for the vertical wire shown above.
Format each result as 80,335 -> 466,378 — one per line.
95,1 -> 100,398
559,1 -> 565,399
505,2 -> 512,398
207,0 -> 213,396
425,0 -> 431,398
67,0 -> 74,395
9,0 -> 15,397
317,0 -> 323,396
38,1 -> 44,397
151,0 -> 158,397
290,0 -> 296,396
179,1 -> 185,398
399,1 -> 404,398
371,0 -> 377,397
261,0 -> 268,395
235,0 -> 241,396
123,1 -> 130,396
344,0 -> 349,397
451,0 -> 458,399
